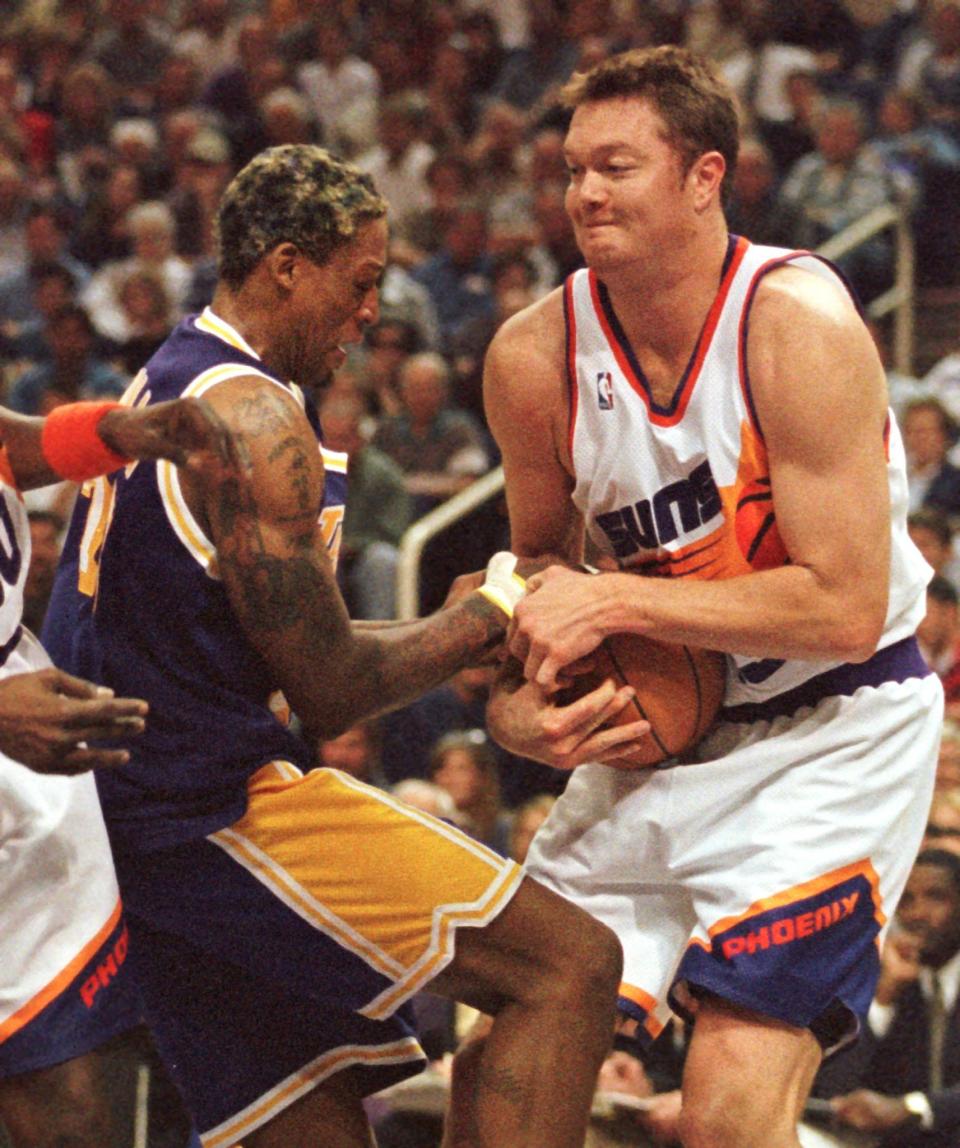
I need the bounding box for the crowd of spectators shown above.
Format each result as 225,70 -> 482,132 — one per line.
3,3 -> 960,1143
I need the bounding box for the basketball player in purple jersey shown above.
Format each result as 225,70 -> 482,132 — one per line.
476,46 -> 941,1148
0,395 -> 235,1148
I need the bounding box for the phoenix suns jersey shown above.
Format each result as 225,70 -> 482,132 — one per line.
564,235 -> 930,709
43,309 -> 347,850
0,460 -> 31,664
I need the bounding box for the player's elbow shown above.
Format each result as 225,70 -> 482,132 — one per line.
830,600 -> 887,663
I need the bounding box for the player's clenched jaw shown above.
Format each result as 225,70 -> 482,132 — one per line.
563,97 -> 694,278
284,216 -> 387,392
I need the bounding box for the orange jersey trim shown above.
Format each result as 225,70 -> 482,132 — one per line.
0,898 -> 123,1045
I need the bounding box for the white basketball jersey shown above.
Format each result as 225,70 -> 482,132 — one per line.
564,235 -> 930,707
0,474 -> 31,657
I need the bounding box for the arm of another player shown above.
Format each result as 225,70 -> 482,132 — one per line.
0,396 -> 242,491
0,669 -> 148,775
509,269 -> 893,690
483,294 -> 652,765
192,375 -> 513,741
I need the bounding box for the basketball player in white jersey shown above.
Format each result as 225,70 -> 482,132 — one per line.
480,46 -> 942,1148
0,396 -> 235,1148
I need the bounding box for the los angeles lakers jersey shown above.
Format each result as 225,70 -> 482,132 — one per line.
43,309 -> 348,850
564,235 -> 929,708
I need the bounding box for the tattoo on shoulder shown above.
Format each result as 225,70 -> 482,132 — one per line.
234,389 -> 298,439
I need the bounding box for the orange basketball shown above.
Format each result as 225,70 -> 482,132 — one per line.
564,634 -> 727,768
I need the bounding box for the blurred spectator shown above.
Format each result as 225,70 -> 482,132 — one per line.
0,202 -> 88,328
107,268 -> 175,377
528,179 -> 584,288
423,33 -> 483,152
70,162 -> 144,269
359,318 -> 422,417
909,508 -> 960,587
356,92 -> 435,232
926,791 -> 960,856
778,98 -> 912,298
54,60 -> 116,203
902,397 -> 960,519
81,200 -> 191,344
873,87 -> 960,283
109,117 -> 166,199
6,304 -> 126,415
295,16 -> 378,155
936,721 -> 960,794
508,793 -> 556,864
489,0 -> 579,116
923,349 -> 960,424
391,777 -> 461,822
319,390 -> 413,621
685,0 -> 752,66
898,0 -> 960,139
917,574 -> 960,707
258,84 -> 318,147
398,152 -> 474,263
88,0 -> 171,113
465,100 -> 530,244
173,0 -> 243,89
818,849 -> 960,1147
0,154 -> 28,280
428,729 -> 512,856
0,261 -> 76,368
726,135 -> 804,246
410,205 -> 496,357
152,50 -> 205,123
165,127 -> 234,261
22,509 -> 63,635
201,13 -> 281,165
317,720 -> 387,788
372,351 -> 490,514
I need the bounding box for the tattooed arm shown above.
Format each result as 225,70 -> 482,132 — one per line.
181,375 -> 507,739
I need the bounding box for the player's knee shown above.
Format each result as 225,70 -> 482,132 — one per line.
677,1097 -> 740,1148
549,911 -> 623,1008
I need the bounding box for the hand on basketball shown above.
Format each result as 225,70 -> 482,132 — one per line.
0,669 -> 148,775
510,566 -> 612,691
487,662 -> 651,771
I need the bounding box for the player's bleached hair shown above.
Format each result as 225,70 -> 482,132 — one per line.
561,45 -> 740,203
216,144 -> 387,289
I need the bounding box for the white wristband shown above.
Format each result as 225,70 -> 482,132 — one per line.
477,551 -> 527,618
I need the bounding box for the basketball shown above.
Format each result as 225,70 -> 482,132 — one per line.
563,634 -> 727,768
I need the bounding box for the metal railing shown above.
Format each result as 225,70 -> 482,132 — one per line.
395,206 -> 915,618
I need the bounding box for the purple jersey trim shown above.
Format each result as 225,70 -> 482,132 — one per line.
719,636 -> 930,725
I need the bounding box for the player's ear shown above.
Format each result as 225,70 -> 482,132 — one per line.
689,151 -> 726,213
266,242 -> 301,292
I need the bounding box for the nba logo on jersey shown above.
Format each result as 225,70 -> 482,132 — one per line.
597,371 -> 614,410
